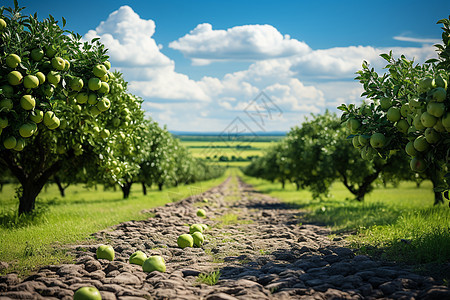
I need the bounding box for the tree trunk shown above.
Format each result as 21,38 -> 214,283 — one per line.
295,181 -> 300,191
158,183 -> 163,191
54,176 -> 66,197
18,180 -> 45,215
121,181 -> 132,199
142,182 -> 147,195
281,180 -> 285,189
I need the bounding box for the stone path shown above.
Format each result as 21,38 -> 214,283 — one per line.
1,176 -> 449,299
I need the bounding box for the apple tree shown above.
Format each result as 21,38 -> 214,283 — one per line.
0,3 -> 122,214
338,17 -> 450,205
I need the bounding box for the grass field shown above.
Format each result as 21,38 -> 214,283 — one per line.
241,173 -> 450,280
177,135 -> 280,167
0,171 -> 230,277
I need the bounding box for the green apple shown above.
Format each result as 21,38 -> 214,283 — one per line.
129,250 -> 147,266
73,286 -> 102,300
427,102 -> 445,118
413,114 -> 425,130
47,71 -> 61,85
380,98 -> 392,110
90,106 -> 101,116
31,48 -> 44,61
347,118 -> 360,133
6,54 -> 21,68
96,244 -> 114,261
420,112 -> 437,128
387,107 -> 401,122
20,95 -> 36,110
432,87 -> 446,102
0,117 -> 8,128
7,71 -> 23,85
1,85 -> 14,97
418,77 -> 434,93
400,103 -> 411,117
434,74 -> 447,89
177,234 -> 194,249
352,136 -> 360,148
93,64 -> 108,78
43,111 -> 58,127
100,74 -> 109,82
35,72 -> 46,84
410,157 -> 426,173
104,61 -> 111,70
191,232 -> 204,247
13,138 -> 25,151
23,75 -> 39,89
112,118 -> 121,127
51,57 -> 65,71
189,224 -> 204,234
424,128 -> 440,144
413,135 -> 429,152
88,93 -> 98,105
395,119 -> 409,134
88,78 -> 102,91
98,82 -> 110,94
0,99 -> 13,112
3,136 -> 16,149
142,255 -> 166,273
405,141 -> 417,157
200,224 -> 208,231
70,77 -> 84,91
442,113 -> 450,128
358,135 -> 369,146
370,133 -> 386,148
76,92 -> 89,104
96,98 -> 111,112
196,209 -> 206,218
45,45 -> 57,58
19,123 -> 36,138
0,18 -> 6,31
434,118 -> 446,133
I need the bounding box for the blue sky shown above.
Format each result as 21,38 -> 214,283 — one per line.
4,0 -> 450,132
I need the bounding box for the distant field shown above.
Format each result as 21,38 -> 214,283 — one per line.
177,135 -> 283,167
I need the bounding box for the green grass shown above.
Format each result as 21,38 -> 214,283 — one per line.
195,270 -> 221,285
0,172 -> 230,277
241,173 -> 450,279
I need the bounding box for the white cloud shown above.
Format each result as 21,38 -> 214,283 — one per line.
169,23 -> 311,65
393,36 -> 440,44
84,5 -> 172,68
84,6 -> 440,132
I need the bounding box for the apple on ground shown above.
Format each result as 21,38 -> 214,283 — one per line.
96,245 -> 114,261
129,250 -> 147,266
73,286 -> 102,300
189,224 -> 203,234
177,234 -> 194,249
196,209 -> 206,218
191,231 -> 204,247
142,255 -> 166,273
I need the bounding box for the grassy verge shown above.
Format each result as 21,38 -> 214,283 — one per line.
241,173 -> 450,280
0,171 -> 230,277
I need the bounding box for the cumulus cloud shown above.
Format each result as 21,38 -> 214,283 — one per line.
84,5 -> 172,68
169,23 -> 311,65
84,6 -> 439,131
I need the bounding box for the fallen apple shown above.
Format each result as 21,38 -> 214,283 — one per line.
142,255 -> 166,273
177,234 -> 194,249
129,250 -> 147,266
189,224 -> 204,234
96,244 -> 114,261
191,231 -> 204,247
73,286 -> 102,300
197,209 -> 206,218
